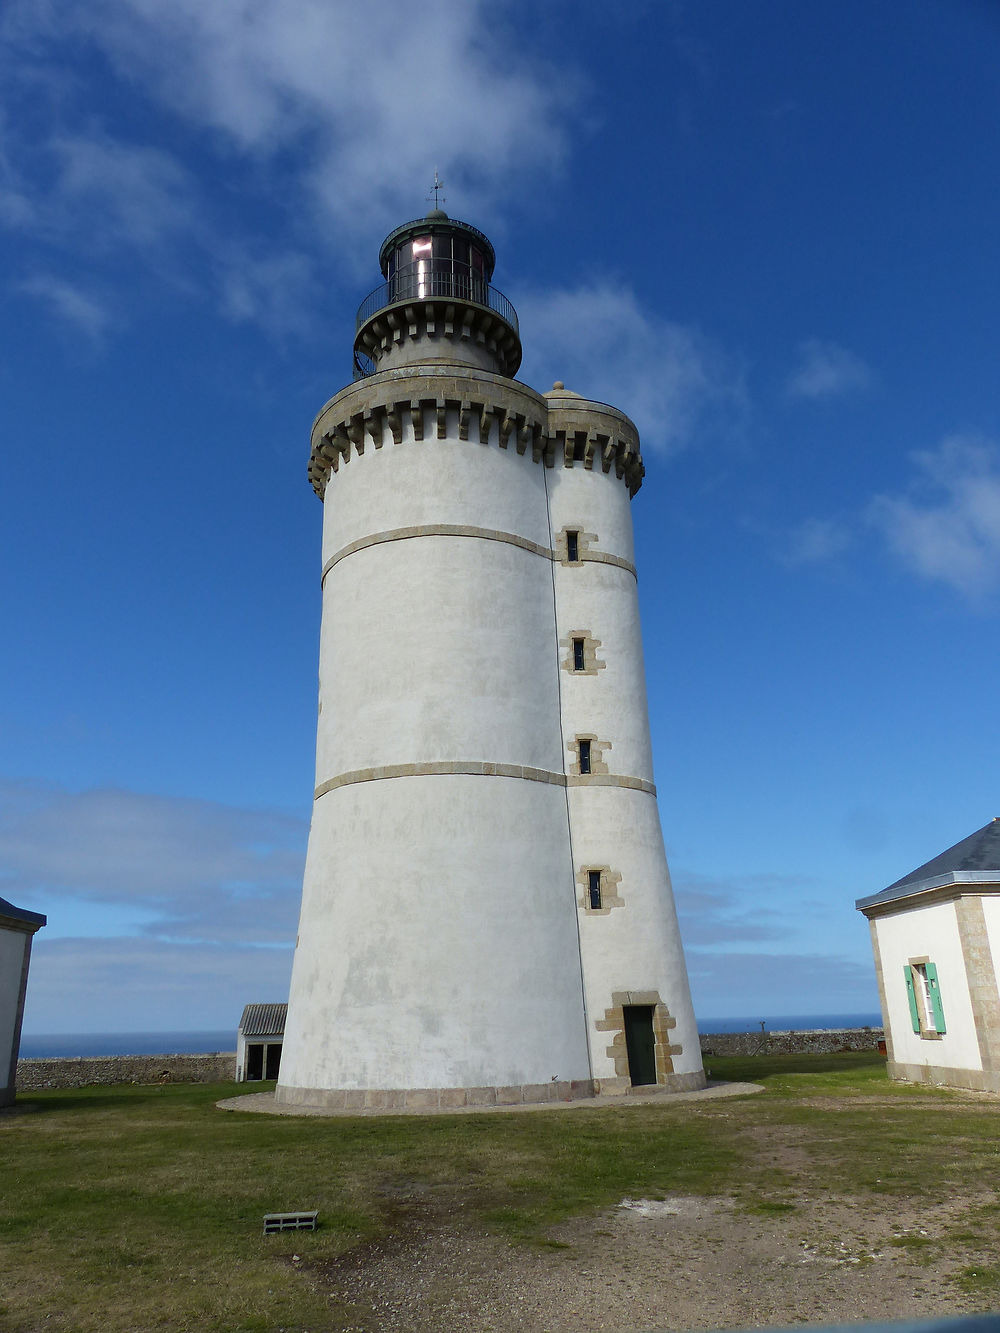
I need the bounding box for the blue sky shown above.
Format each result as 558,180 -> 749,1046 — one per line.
2,0 -> 999,1033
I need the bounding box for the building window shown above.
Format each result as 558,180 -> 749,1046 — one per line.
566,530 -> 580,562
579,739 -> 592,774
904,961 -> 947,1036
573,638 -> 586,671
588,870 -> 602,910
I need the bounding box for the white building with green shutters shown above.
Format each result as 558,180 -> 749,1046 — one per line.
857,818 -> 1000,1092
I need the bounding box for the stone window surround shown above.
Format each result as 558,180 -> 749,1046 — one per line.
567,734 -> 612,778
555,526 -> 599,566
576,865 -> 624,915
595,990 -> 682,1088
560,629 -> 605,676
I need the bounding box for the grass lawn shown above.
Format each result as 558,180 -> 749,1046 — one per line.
2,1053 -> 999,1331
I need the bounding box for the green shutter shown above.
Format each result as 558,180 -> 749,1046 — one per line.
925,962 -> 947,1034
904,965 -> 920,1032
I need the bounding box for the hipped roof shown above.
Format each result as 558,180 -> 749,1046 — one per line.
0,895 -> 46,932
856,817 -> 1000,912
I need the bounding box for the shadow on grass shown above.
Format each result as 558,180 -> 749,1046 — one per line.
705,1050 -> 887,1084
15,1080 -> 254,1116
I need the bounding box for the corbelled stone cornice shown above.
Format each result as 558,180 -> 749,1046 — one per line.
356,299 -> 522,378
308,366 -> 644,499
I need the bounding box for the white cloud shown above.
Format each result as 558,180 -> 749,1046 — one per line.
0,779 -> 305,944
870,434 -> 1000,597
17,274 -> 112,341
516,282 -> 746,453
786,338 -> 872,399
3,0 -> 572,247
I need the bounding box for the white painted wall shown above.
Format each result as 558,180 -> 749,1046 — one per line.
1,927 -> 29,1094
281,367 -> 703,1100
320,416 -> 552,568
874,900 -> 982,1071
280,775 -> 589,1090
979,895 -> 1000,970
547,457 -> 701,1079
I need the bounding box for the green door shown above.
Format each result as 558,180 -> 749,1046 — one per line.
623,1005 -> 657,1086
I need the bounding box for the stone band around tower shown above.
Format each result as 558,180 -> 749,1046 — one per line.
308,368 -> 644,499
320,524 -> 638,585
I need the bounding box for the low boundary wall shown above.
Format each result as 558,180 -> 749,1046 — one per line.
14,1030 -> 884,1091
699,1027 -> 884,1057
16,1052 -> 236,1091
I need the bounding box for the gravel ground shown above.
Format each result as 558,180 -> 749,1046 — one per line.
312,1188 -> 996,1332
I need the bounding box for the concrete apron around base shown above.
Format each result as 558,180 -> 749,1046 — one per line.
217,1077 -> 761,1118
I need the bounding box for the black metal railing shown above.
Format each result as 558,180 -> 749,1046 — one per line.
355,261 -> 518,334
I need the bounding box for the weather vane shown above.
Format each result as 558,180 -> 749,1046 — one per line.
427,169 -> 446,210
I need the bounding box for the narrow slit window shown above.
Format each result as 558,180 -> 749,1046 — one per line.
588,870 -> 602,910
566,530 -> 580,562
573,638 -> 586,671
579,739 -> 592,774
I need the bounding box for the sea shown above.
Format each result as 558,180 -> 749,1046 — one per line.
17,1012 -> 883,1060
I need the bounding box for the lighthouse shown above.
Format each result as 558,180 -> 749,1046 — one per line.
276,208 -> 705,1110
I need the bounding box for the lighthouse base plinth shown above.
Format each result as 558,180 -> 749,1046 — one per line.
273,1069 -> 707,1113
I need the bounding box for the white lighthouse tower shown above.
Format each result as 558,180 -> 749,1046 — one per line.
276,209 -> 705,1110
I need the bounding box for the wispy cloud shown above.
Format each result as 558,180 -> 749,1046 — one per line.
870,433 -> 1000,598
17,273 -> 112,341
24,936 -> 293,1032
785,515 -> 853,566
50,133 -> 195,249
786,338 -> 872,400
516,281 -> 747,453
686,950 -> 877,1019
218,249 -> 315,336
672,869 -> 805,947
0,779 -> 305,944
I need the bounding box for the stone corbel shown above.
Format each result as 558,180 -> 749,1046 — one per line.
364,409 -> 383,449
458,402 -> 472,441
386,405 -> 403,445
410,401 -> 425,441
478,405 -> 494,446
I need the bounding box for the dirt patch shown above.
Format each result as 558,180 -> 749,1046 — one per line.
315,1185 -> 995,1331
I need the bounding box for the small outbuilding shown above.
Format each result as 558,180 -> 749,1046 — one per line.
236,1003 -> 286,1082
1,896 -> 46,1107
857,818 -> 1000,1092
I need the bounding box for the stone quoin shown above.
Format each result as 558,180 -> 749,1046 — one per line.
276,209 -> 705,1110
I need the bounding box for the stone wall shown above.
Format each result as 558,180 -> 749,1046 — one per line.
699,1028 -> 885,1058
14,1030 -> 884,1092
16,1052 -> 236,1091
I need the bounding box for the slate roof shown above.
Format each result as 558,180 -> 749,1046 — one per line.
856,817 -> 1000,912
0,896 -> 46,931
239,1003 -> 287,1037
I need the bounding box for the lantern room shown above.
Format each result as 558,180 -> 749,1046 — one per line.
353,209 -> 520,378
